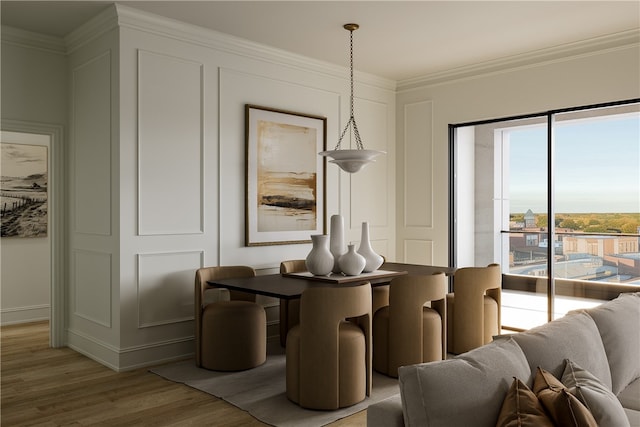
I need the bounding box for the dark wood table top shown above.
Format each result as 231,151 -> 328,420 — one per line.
207,262 -> 455,300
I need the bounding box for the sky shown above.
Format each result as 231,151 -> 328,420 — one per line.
1,142 -> 48,178
1,131 -> 50,178
509,113 -> 640,214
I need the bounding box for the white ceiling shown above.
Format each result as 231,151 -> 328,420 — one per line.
2,1 -> 639,81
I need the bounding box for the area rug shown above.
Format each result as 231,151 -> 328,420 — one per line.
150,342 -> 399,427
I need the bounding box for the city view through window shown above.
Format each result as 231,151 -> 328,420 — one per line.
451,100 -> 639,330
507,113 -> 640,286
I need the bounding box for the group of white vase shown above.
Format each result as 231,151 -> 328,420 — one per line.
305,215 -> 384,276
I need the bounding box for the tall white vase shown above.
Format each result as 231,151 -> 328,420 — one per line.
357,221 -> 384,273
305,234 -> 334,276
329,214 -> 346,273
339,244 -> 366,276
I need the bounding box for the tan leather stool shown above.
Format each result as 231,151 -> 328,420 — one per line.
195,266 -> 266,371
446,263 -> 501,355
373,273 -> 447,378
286,282 -> 372,410
201,300 -> 266,371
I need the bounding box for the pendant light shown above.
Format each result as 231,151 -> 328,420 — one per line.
319,23 -> 385,173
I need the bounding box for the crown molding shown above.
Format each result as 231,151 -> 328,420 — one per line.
1,26 -> 66,54
6,3 -> 637,94
64,5 -> 119,54
397,29 -> 640,92
112,4 -> 396,92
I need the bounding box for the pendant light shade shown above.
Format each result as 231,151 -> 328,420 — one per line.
319,23 -> 385,173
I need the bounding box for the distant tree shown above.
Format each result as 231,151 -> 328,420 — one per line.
585,225 -> 606,233
536,214 -> 548,228
560,219 -> 578,230
511,214 -> 524,222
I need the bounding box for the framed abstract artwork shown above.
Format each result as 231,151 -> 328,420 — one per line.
245,105 -> 326,246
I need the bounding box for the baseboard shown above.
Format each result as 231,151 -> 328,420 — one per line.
67,328 -> 197,372
67,321 -> 283,372
0,304 -> 49,326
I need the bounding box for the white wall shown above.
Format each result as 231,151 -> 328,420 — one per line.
4,4 -> 637,371
1,28 -> 67,325
63,4 -> 396,370
396,40 -> 640,267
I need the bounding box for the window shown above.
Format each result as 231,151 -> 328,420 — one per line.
450,99 -> 640,331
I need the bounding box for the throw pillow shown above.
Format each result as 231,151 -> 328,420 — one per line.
561,359 -> 630,427
584,292 -> 640,395
533,367 -> 597,427
496,377 -> 554,427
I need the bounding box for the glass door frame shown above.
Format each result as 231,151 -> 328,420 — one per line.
448,97 -> 640,325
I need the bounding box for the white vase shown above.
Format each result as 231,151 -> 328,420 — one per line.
357,221 -> 384,273
305,234 -> 334,276
339,244 -> 366,276
329,214 -> 346,273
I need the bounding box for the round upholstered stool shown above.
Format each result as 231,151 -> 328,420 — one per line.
286,320 -> 366,409
201,300 -> 266,371
372,285 -> 390,315
446,293 -> 498,354
373,306 -> 442,376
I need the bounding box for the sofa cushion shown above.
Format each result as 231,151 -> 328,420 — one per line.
618,376 -> 640,411
585,292 -> 640,395
496,377 -> 554,427
623,408 -> 640,427
533,367 -> 597,427
397,337 -> 530,427
561,359 -> 630,427
509,310 -> 612,390
366,395 -> 404,427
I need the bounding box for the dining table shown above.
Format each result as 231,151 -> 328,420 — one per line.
207,262 -> 456,300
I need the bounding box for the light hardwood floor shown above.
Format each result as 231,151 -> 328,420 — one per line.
1,321 -> 367,426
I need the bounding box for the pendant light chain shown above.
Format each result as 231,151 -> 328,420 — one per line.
334,26 -> 364,151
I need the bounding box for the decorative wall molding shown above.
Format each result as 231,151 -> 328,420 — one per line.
5,5 -> 638,93
1,119 -> 65,346
403,100 -> 434,228
137,50 -> 204,236
397,29 -> 640,92
403,239 -> 434,265
136,251 -> 203,328
68,326 -> 194,372
72,50 -> 113,236
1,25 -> 65,54
73,249 -> 112,327
75,3 -> 395,92
0,304 -> 49,325
64,5 -> 119,54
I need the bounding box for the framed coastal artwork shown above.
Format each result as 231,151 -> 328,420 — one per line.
245,105 -> 326,246
0,138 -> 49,238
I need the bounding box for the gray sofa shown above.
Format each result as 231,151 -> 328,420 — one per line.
367,292 -> 640,427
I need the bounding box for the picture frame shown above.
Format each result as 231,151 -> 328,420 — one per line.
0,140 -> 49,238
245,105 -> 326,246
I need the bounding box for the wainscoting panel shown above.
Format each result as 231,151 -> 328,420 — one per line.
72,51 -> 112,236
403,239 -> 434,265
74,249 -> 112,327
403,100 -> 433,228
350,97 -> 390,228
137,250 -> 203,328
137,50 -> 203,235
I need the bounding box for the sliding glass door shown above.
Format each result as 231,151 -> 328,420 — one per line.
450,99 -> 639,331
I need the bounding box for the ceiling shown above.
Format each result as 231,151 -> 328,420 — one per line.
2,1 -> 639,82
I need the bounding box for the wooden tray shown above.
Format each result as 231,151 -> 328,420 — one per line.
282,269 -> 407,284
